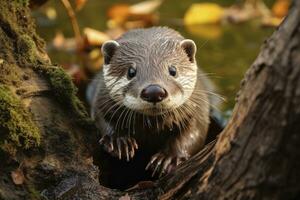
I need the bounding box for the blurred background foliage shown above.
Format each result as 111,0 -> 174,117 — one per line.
31,0 -> 289,111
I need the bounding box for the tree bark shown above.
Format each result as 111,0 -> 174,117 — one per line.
0,0 -> 299,200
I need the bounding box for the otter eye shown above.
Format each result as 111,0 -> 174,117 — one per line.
168,66 -> 177,77
127,67 -> 136,79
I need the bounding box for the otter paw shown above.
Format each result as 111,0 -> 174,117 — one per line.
145,152 -> 188,177
99,135 -> 138,161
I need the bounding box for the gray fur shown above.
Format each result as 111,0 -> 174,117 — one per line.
89,27 -> 212,176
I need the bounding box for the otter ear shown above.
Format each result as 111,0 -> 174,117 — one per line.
101,40 -> 120,65
180,39 -> 197,63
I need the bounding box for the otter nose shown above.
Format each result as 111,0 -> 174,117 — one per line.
141,84 -> 168,103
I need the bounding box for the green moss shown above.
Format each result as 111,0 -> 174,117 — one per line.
27,183 -> 41,200
15,0 -> 29,7
35,65 -> 90,124
0,0 -> 90,126
17,35 -> 37,64
47,66 -> 75,100
0,85 -> 40,155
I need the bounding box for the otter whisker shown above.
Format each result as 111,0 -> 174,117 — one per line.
115,106 -> 128,134
125,109 -> 131,136
128,109 -> 134,135
101,103 -> 118,119
173,108 -> 183,133
121,107 -> 131,130
95,90 -> 123,112
102,100 -> 121,119
176,106 -> 190,131
107,105 -> 124,137
191,90 -> 226,102
133,111 -> 137,135
97,98 -> 117,114
189,95 -> 221,112
180,103 -> 195,117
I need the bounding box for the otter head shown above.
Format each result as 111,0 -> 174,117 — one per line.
101,38 -> 197,116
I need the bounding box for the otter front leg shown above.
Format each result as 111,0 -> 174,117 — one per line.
145,149 -> 189,177
146,124 -> 207,177
99,125 -> 138,161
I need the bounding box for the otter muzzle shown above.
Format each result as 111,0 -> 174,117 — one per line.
140,84 -> 168,103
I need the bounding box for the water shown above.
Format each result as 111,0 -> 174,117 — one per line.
34,0 -> 274,111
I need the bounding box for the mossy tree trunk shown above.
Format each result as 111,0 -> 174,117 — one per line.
0,0 -> 299,200
0,1 -> 105,199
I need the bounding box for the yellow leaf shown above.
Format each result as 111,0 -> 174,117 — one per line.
184,3 -> 224,25
262,16 -> 284,27
185,25 -> 222,40
45,7 -> 57,20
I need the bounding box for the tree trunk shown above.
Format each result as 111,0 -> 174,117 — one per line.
0,0 -> 299,199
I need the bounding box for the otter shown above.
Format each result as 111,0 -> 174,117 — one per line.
88,27 -> 213,185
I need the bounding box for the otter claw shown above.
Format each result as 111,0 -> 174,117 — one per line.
99,135 -> 138,161
127,138 -> 135,158
146,155 -> 158,170
117,139 -> 122,160
99,135 -> 113,152
121,138 -> 130,161
152,157 -> 164,177
146,152 -> 188,177
160,157 -> 172,177
132,139 -> 138,149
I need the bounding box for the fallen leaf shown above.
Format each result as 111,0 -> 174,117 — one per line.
89,48 -> 101,60
105,27 -> 125,40
223,6 -> 255,24
124,18 -> 158,29
75,0 -> 88,11
11,168 -> 25,185
185,24 -> 222,40
107,4 -> 130,25
0,58 -> 4,64
184,3 -> 224,25
52,31 -> 65,48
272,0 -> 290,18
52,32 -> 77,52
83,28 -> 110,46
223,1 -> 271,24
85,48 -> 103,73
45,7 -> 57,20
262,16 -> 284,27
129,0 -> 162,15
107,0 -> 161,28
